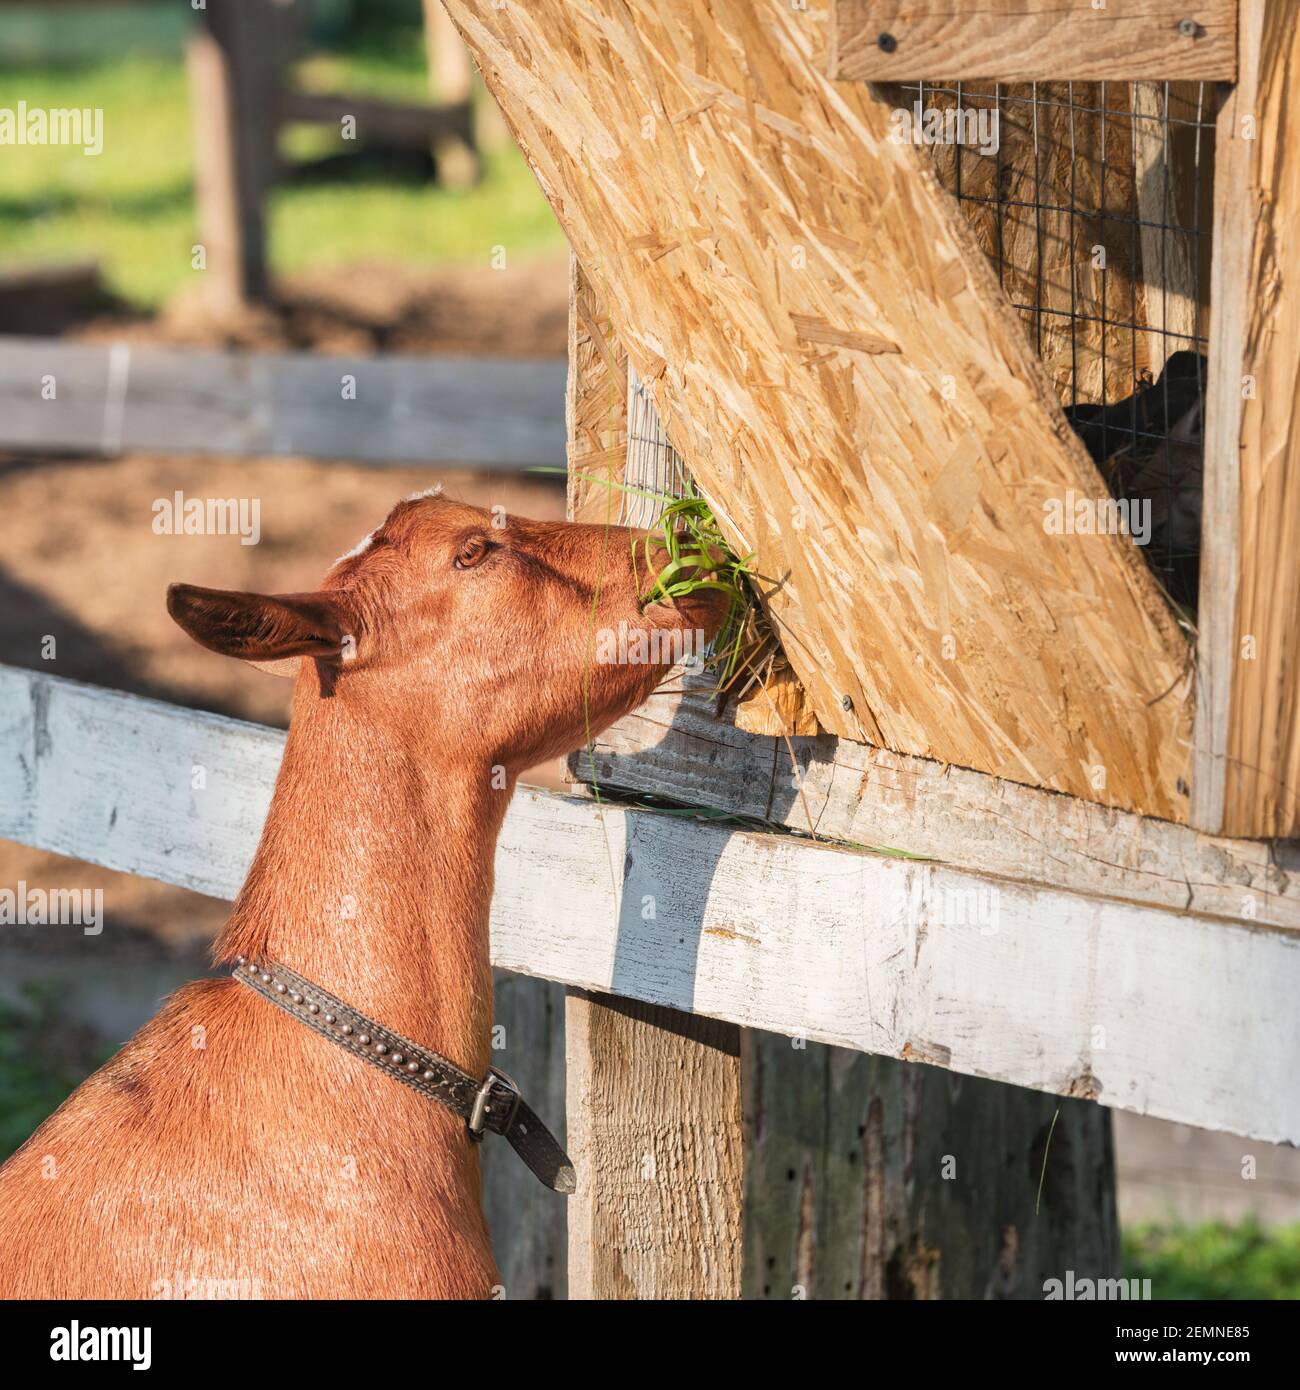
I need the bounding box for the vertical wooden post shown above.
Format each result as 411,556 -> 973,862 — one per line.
1193,0 -> 1300,837
566,990 -> 743,1299
565,253 -> 743,1299
423,0 -> 481,187
187,0 -> 281,309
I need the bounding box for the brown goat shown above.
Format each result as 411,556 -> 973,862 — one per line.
0,493 -> 725,1299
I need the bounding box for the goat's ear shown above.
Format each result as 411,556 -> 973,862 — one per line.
167,584 -> 352,676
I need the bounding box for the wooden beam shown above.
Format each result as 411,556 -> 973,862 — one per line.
279,90 -> 472,152
1194,1 -> 1300,837
442,0 -> 1193,820
0,338 -> 565,470
828,1 -> 1237,82
566,991 -> 742,1299
427,0 -> 474,107
2,664 -> 1297,1144
565,255 -> 742,1300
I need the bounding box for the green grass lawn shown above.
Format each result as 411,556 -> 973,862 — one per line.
0,32 -> 564,308
1124,1221 -> 1300,1301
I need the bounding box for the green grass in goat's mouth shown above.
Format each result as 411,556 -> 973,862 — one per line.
580,479 -> 757,686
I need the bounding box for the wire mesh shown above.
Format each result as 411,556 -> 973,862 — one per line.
897,79 -> 1213,612
618,366 -> 697,528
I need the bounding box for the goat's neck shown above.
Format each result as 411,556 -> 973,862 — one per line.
215,683 -> 508,1076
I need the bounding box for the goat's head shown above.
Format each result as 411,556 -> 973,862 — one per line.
167,492 -> 730,772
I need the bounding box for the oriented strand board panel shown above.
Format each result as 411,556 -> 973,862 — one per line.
445,0 -> 1192,818
1195,2 -> 1300,837
829,1 -> 1237,82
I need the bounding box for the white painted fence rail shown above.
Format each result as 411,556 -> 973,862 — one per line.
1,663 -> 1297,1145
0,338 -> 566,470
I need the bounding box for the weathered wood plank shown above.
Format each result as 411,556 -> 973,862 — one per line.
0,338 -> 566,470
1,664 -> 1296,1144
1194,2 -> 1300,837
498,796 -> 1299,1146
566,990 -> 742,1299
578,681 -> 1300,933
481,971 -> 567,1299
829,1 -> 1237,82
742,1034 -> 1118,1299
443,0 -> 1193,821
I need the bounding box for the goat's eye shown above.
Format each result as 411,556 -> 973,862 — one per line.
454,535 -> 491,570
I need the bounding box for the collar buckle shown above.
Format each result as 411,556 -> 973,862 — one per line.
467,1066 -> 521,1141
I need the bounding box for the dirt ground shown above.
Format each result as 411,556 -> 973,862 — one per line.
0,256 -> 570,961
77,257 -> 573,359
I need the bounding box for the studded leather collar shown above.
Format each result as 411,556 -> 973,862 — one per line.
232,957 -> 576,1194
